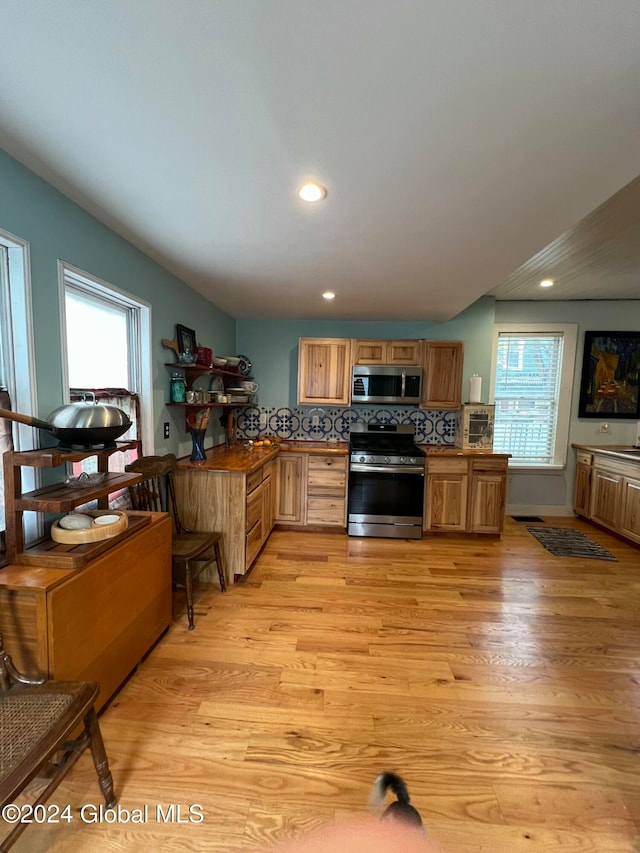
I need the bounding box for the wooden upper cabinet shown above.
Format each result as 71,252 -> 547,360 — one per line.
421,340 -> 464,409
353,339 -> 421,365
297,338 -> 352,405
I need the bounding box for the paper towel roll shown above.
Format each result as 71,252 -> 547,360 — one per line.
469,374 -> 482,403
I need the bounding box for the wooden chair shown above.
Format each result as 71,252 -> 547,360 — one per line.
0,633 -> 116,850
125,454 -> 225,630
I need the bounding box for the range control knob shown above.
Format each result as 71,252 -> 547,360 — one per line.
408,457 -> 416,465
359,456 -> 366,463
384,456 -> 390,464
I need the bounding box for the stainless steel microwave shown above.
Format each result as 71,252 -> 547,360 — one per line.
351,365 -> 422,405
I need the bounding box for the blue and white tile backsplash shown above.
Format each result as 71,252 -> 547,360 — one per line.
236,406 -> 456,445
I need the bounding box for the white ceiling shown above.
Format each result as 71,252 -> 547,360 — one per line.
1,1 -> 639,321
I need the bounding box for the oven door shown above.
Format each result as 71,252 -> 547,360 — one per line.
348,463 -> 424,538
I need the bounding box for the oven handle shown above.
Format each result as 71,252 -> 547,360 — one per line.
349,463 -> 425,475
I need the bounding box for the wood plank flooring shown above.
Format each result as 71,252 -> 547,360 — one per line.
12,518 -> 640,852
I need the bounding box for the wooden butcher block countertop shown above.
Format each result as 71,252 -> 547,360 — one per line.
177,440 -> 512,473
420,445 -> 511,458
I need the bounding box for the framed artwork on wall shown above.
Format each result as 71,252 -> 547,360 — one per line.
578,331 -> 640,418
176,324 -> 196,355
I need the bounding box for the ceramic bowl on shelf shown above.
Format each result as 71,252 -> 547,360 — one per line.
212,357 -> 227,367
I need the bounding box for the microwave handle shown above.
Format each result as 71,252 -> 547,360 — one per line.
401,371 -> 406,399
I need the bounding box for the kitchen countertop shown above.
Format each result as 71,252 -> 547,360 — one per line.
419,445 -> 511,458
279,440 -> 348,455
572,443 -> 640,462
177,439 -> 511,474
177,443 -> 280,473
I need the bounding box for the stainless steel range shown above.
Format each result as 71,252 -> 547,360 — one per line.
347,423 -> 426,539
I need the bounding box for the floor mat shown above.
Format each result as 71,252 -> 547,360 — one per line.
526,526 -> 617,561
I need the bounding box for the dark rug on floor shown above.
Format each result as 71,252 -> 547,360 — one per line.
512,515 -> 545,523
526,526 -> 617,561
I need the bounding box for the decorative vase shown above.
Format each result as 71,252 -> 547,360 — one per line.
190,429 -> 207,461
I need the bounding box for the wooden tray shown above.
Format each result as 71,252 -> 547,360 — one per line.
50,510 -> 128,544
15,512 -> 152,569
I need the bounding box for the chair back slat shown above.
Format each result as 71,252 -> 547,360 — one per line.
125,454 -> 186,529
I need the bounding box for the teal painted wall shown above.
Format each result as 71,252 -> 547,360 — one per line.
0,148 -> 236,455
237,296 -> 496,407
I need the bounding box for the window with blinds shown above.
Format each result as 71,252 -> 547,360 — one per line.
493,329 -> 571,465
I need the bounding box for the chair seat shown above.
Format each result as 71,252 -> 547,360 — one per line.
171,531 -> 221,561
0,681 -> 98,802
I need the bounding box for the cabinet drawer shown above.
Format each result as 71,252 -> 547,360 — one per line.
427,457 -> 468,474
307,456 -> 347,495
576,451 -> 593,467
262,459 -> 275,481
245,520 -> 263,568
246,468 -> 263,494
306,497 -> 345,526
470,458 -> 508,474
246,485 -> 262,531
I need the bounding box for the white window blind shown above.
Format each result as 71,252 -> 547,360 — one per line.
494,332 -> 564,465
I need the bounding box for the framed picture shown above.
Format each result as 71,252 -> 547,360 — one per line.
578,331 -> 640,418
176,324 -> 196,355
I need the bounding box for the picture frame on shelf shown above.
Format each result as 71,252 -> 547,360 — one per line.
176,324 -> 196,355
578,331 -> 640,418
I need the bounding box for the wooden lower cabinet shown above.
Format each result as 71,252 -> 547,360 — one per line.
275,453 -> 306,525
425,458 -> 468,531
619,476 -> 640,544
305,455 -> 347,526
276,451 -> 347,528
425,455 -> 508,535
573,455 -> 593,517
0,513 -> 171,711
468,459 -> 508,533
572,447 -> 640,547
590,467 -> 622,531
175,456 -> 276,583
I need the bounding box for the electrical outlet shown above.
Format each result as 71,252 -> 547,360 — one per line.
599,422 -> 610,434
259,412 -> 267,429
163,422 -> 170,439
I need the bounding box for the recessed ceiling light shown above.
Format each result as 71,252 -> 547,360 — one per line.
322,291 -> 335,300
539,278 -> 554,288
297,182 -> 327,202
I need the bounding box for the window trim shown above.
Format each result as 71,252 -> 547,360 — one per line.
490,323 -> 578,469
0,227 -> 40,543
58,262 -> 153,454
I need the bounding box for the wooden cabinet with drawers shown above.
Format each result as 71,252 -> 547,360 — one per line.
175,454 -> 277,583
424,453 -> 508,535
275,451 -> 347,528
353,339 -> 421,365
305,454 -> 347,527
572,446 -> 640,547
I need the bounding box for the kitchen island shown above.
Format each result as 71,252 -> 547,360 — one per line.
175,441 -> 349,583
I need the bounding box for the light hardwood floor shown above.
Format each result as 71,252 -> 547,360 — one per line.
13,518 -> 640,852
